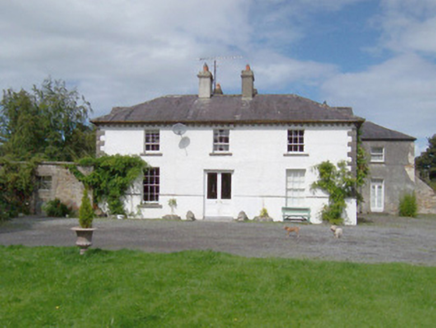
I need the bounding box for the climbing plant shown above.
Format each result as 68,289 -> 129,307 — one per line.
356,130 -> 369,203
67,154 -> 148,215
311,161 -> 358,225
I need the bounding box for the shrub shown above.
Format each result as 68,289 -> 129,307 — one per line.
260,208 -> 269,217
79,188 -> 94,228
399,192 -> 417,218
43,198 -> 71,217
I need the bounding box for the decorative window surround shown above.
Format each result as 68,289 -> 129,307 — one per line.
140,152 -> 163,157
138,203 -> 163,209
209,152 -> 232,156
283,153 -> 309,157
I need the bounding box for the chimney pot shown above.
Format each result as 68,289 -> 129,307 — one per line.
214,83 -> 223,95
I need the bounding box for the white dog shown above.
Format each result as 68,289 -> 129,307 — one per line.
330,225 -> 343,238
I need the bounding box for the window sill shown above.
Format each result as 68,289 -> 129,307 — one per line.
140,152 -> 163,157
283,152 -> 309,157
209,152 -> 233,156
370,161 -> 385,164
138,203 -> 163,209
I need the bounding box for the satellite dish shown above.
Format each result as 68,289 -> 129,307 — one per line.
172,123 -> 187,136
179,136 -> 190,149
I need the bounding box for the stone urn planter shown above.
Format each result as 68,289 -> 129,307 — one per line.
72,187 -> 95,255
71,227 -> 96,255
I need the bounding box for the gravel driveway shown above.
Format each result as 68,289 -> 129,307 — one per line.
1,215 -> 435,265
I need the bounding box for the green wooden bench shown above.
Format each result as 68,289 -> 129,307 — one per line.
282,207 -> 311,222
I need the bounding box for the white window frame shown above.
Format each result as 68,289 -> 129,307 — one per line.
213,129 -> 230,152
370,147 -> 384,163
370,179 -> 384,212
287,130 -> 305,153
144,130 -> 160,153
286,169 -> 306,206
143,167 -> 160,203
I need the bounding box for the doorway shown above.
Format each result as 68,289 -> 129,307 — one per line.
204,171 -> 233,218
370,179 -> 384,212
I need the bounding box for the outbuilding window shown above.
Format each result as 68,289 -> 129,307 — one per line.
37,176 -> 52,191
370,147 -> 384,162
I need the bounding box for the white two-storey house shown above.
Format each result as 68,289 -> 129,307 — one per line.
92,65 -> 364,224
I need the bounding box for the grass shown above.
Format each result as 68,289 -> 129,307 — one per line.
1,246 -> 436,327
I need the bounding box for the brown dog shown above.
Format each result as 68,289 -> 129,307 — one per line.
284,226 -> 300,238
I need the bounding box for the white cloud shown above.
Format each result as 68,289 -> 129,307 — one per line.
0,0 -> 256,114
321,53 -> 436,154
0,0 -> 349,116
375,0 -> 436,54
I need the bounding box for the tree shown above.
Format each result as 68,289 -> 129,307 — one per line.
416,134 -> 436,183
0,78 -> 95,161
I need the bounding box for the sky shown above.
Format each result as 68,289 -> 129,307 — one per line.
1,0 -> 435,155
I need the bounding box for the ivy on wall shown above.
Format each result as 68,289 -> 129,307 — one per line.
0,157 -> 40,220
356,131 -> 370,192
67,154 -> 148,215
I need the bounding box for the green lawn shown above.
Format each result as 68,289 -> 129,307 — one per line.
1,246 -> 435,327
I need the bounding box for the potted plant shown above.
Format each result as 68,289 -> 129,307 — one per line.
168,198 -> 177,214
71,188 -> 96,255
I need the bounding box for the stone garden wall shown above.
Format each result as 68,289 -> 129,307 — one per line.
33,162 -> 92,214
416,177 -> 436,214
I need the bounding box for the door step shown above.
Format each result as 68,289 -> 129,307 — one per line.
204,216 -> 234,222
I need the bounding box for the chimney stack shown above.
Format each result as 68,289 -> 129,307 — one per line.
241,64 -> 255,99
197,63 -> 213,98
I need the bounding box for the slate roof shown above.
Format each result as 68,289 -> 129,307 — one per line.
360,121 -> 415,141
91,94 -> 365,125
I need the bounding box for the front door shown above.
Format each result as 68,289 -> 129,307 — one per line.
370,179 -> 384,212
204,171 -> 233,218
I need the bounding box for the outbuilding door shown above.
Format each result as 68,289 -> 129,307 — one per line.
204,171 -> 233,218
370,179 -> 384,212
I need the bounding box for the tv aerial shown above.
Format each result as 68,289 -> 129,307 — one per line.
172,123 -> 187,136
198,55 -> 243,91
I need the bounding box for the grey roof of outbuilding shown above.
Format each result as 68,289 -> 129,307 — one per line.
360,121 -> 415,141
91,94 -> 365,125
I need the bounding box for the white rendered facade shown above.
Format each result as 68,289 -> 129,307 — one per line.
98,123 -> 358,225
